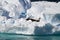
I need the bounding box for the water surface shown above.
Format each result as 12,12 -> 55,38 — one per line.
0,33 -> 60,40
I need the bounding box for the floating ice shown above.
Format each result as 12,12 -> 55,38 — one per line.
0,0 -> 60,35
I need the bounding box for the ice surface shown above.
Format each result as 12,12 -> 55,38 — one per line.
0,0 -> 31,19
0,0 -> 60,35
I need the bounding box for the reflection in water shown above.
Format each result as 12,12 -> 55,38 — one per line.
0,34 -> 60,40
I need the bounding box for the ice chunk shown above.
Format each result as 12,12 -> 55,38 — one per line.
27,2 -> 45,20
0,16 -> 7,32
1,0 -> 31,19
51,14 -> 60,25
19,0 -> 31,10
0,0 -> 60,35
5,19 -> 15,27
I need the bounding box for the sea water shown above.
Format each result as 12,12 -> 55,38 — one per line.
0,33 -> 60,40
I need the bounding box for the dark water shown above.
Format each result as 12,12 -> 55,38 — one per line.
31,0 -> 60,2
0,33 -> 60,40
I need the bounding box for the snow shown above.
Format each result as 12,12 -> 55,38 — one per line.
0,0 -> 60,35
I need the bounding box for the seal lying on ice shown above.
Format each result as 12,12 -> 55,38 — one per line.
26,18 -> 41,22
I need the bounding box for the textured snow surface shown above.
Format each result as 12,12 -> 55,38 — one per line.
0,0 -> 60,35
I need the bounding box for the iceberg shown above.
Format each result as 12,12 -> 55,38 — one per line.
0,0 -> 60,35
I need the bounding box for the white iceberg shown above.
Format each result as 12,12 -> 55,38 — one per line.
0,0 -> 60,35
